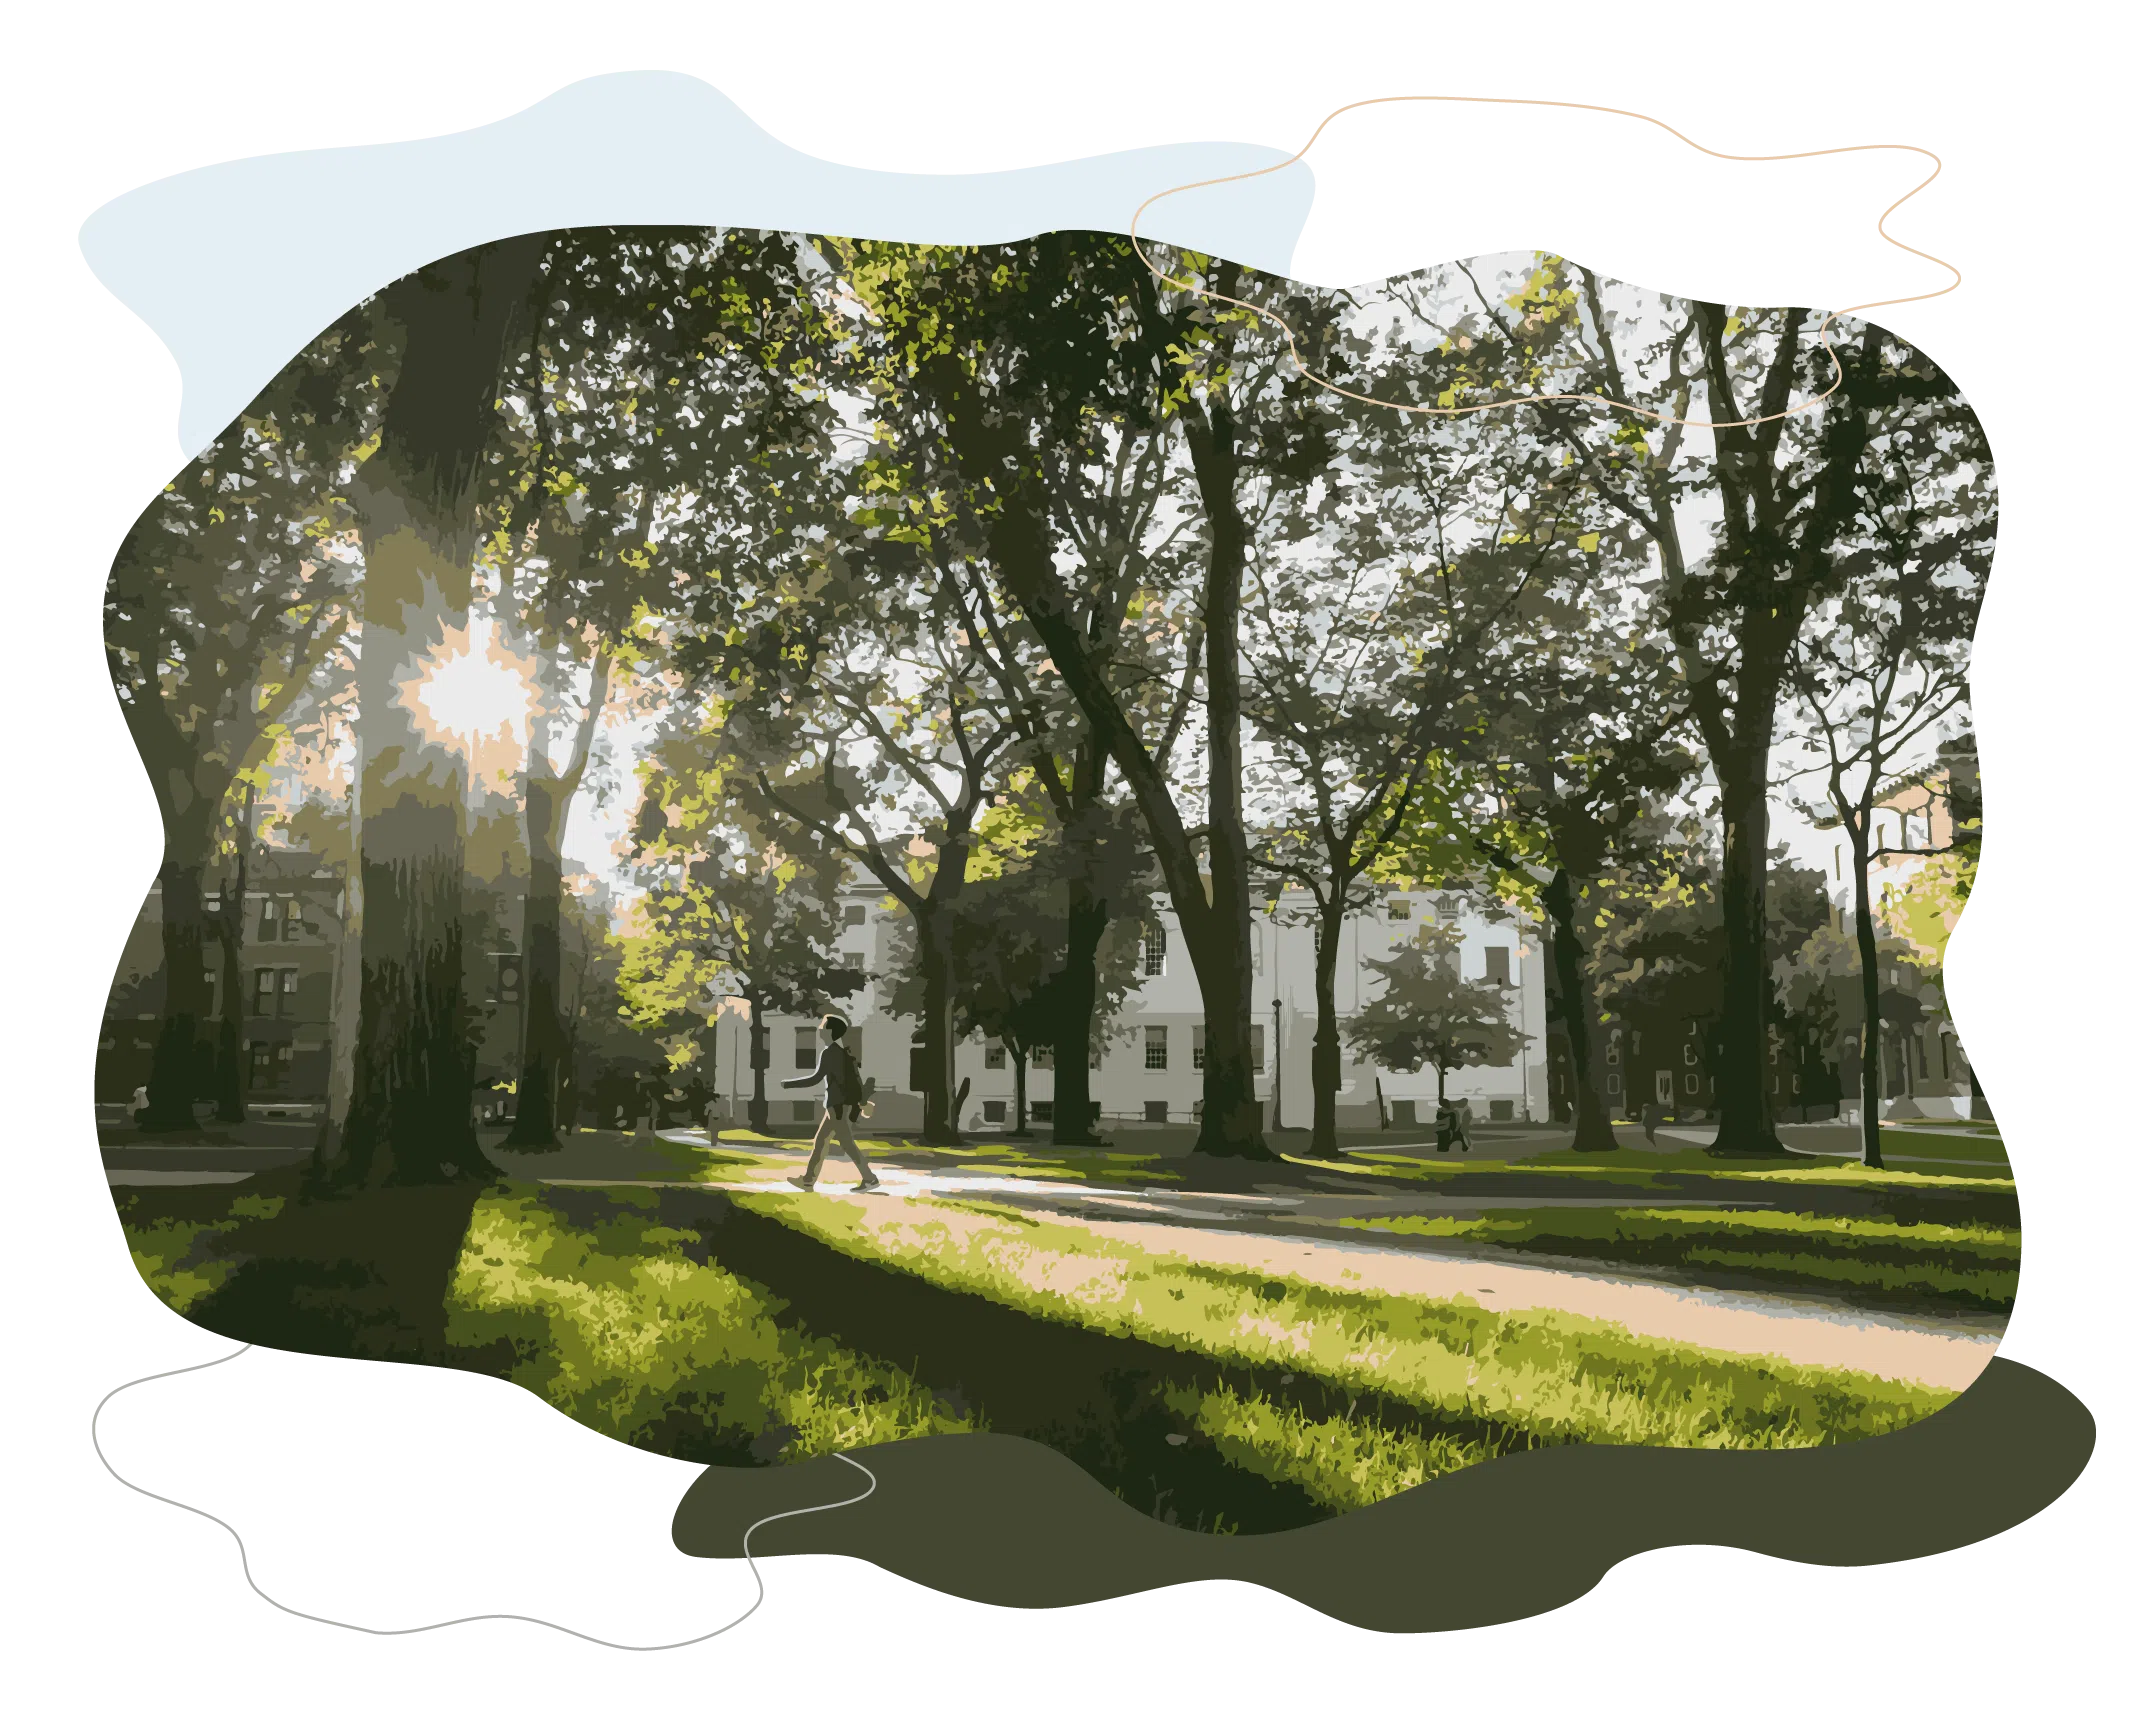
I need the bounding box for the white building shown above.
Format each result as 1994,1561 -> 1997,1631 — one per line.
705,880 -> 1548,1135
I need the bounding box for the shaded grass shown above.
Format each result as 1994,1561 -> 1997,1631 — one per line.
442,1184 -> 975,1464
744,1193 -> 1957,1456
116,1191 -> 285,1313
1336,1207 -> 2018,1312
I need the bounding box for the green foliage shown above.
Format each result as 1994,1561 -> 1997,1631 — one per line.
1345,923 -> 1526,1082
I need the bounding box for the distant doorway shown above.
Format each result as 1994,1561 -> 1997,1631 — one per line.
1655,1070 -> 1674,1107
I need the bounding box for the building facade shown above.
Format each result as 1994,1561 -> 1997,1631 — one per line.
98,848 -> 346,1120
705,881 -> 1550,1134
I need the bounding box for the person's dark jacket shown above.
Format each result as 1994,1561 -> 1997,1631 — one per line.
781,1042 -> 861,1113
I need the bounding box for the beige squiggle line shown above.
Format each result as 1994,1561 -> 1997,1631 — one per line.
1128,95 -> 1962,431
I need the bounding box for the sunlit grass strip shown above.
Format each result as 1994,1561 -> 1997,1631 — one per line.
1157,1381 -> 1502,1514
1336,1206 -> 2019,1311
117,1193 -> 285,1314
443,1185 -> 974,1459
743,1193 -> 1955,1453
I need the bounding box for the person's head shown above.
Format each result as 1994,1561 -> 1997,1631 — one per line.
822,1014 -> 849,1042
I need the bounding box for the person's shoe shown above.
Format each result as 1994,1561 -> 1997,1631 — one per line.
786,1175 -> 816,1191
857,1175 -> 884,1191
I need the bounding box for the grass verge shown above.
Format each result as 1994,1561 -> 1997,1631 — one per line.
742,1192 -> 1957,1456
1335,1207 -> 2017,1312
441,1185 -> 975,1463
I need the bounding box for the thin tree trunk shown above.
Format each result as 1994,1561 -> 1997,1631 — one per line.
504,768 -> 566,1149
1013,1042 -> 1030,1139
1542,867 -> 1616,1153
1308,896 -> 1346,1158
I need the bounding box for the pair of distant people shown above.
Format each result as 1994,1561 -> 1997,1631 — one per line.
781,1015 -> 880,1193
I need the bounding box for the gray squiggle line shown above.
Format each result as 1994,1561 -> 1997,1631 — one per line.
92,1343 -> 877,1649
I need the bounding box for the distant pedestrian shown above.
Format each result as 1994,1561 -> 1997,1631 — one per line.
783,1015 -> 880,1192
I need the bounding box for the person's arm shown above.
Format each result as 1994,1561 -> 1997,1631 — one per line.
779,1046 -> 834,1091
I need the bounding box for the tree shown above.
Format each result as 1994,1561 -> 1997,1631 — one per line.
1345,924 -> 1526,1109
1786,433 -> 1989,1165
488,227 -> 835,1149
826,235 -> 1350,1158
1450,256 -> 1992,1154
1241,280 -> 1609,1155
618,832 -> 861,1133
883,827 -> 1148,1137
105,346 -> 363,1131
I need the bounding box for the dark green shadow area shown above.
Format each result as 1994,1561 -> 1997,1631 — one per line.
673,1357 -> 2092,1632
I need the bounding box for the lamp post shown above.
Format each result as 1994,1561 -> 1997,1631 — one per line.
1271,996 -> 1284,1131
1515,940 -> 1532,1124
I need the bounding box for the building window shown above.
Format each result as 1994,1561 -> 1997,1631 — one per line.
1915,1035 -> 1929,1080
1685,1073 -> 1700,1095
1030,1100 -> 1054,1123
1030,1045 -> 1053,1069
1144,1026 -> 1169,1070
1435,894 -> 1460,919
1683,1043 -> 1698,1067
982,1099 -> 1007,1124
248,1041 -> 272,1087
1142,922 -> 1167,977
1484,946 -> 1510,985
790,1100 -> 815,1123
258,898 -> 278,940
254,968 -> 275,1007
1605,1041 -> 1621,1066
1607,1072 -> 1622,1094
1489,1099 -> 1514,1122
1251,1023 -> 1265,1075
844,903 -> 866,926
1192,1034 -> 1206,1071
283,898 -> 303,937
1144,1100 -> 1169,1123
794,1027 -> 818,1070
984,1044 -> 1007,1070
1388,897 -> 1410,921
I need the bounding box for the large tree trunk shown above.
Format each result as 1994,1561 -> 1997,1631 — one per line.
211,786 -> 255,1126
748,993 -> 770,1132
915,903 -> 961,1145
320,235 -> 546,1188
1180,395 -> 1266,1160
141,852 -> 212,1131
1308,895 -> 1347,1158
1846,813 -> 1887,1168
1707,722 -> 1785,1158
1542,867 -> 1617,1153
1048,872 -> 1108,1146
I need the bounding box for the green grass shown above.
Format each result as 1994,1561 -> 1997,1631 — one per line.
745,1192 -> 1958,1457
442,1184 -> 974,1462
1335,1206 -> 2018,1312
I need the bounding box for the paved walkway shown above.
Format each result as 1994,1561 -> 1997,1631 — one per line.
543,1131 -> 2004,1391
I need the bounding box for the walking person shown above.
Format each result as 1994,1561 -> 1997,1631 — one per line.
783,1015 -> 881,1192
